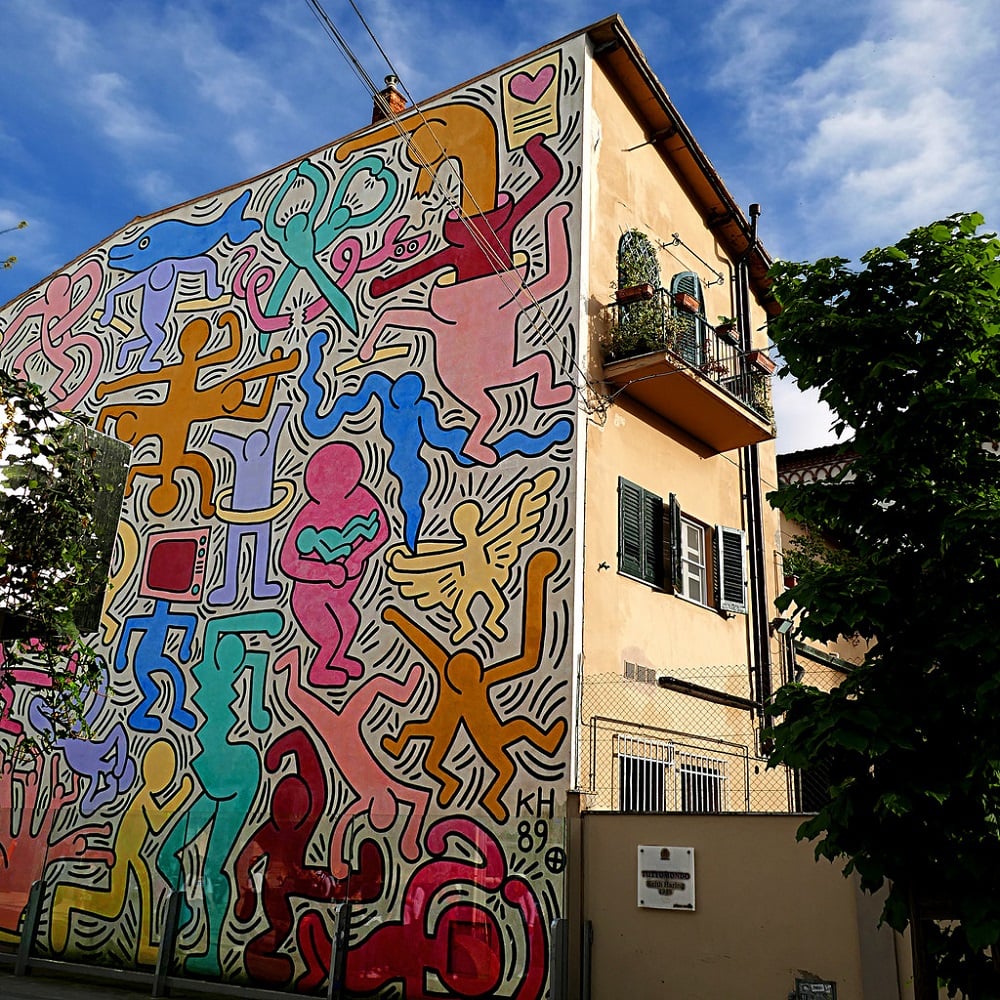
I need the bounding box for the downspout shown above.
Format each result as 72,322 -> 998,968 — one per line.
736,203 -> 773,741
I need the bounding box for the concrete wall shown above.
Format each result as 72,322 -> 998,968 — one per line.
582,812 -> 910,1000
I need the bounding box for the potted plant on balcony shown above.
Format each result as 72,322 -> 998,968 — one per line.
750,371 -> 774,423
747,349 -> 777,375
716,316 -> 739,342
604,227 -> 684,363
674,291 -> 701,314
603,303 -> 686,362
615,282 -> 656,305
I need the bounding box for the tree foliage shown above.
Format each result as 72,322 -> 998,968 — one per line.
0,368 -> 106,751
766,213 -> 1000,997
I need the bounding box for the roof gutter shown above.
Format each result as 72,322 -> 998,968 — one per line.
586,16 -> 778,314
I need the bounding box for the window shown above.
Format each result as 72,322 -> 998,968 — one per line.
678,752 -> 726,812
617,735 -> 671,812
679,516 -> 707,604
618,480 -> 748,614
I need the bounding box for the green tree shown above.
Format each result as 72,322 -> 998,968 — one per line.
1,220 -> 28,270
0,369 -> 108,750
766,213 -> 1000,998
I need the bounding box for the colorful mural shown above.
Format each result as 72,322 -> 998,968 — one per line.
0,38 -> 583,997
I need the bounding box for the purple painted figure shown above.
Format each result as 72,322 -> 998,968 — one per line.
207,403 -> 292,607
27,665 -> 137,817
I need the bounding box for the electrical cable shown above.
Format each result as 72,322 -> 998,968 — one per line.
301,0 -> 607,410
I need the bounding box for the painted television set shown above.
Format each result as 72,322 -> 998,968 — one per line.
138,527 -> 211,603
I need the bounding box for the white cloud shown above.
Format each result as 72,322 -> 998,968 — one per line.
85,72 -> 174,149
710,0 -> 1000,261
772,378 -> 845,454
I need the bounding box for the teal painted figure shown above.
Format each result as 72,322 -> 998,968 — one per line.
156,609 -> 282,977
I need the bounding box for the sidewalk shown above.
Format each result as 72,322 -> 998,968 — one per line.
0,968 -> 159,1000
0,966 -> 240,1000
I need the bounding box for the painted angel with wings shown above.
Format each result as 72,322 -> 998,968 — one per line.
386,469 -> 559,643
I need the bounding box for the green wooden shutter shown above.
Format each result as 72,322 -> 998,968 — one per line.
619,478 -> 644,579
714,525 -> 748,614
642,489 -> 664,587
668,493 -> 683,593
619,478 -> 664,586
670,271 -> 705,366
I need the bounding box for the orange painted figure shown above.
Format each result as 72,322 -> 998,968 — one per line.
334,102 -> 499,217
95,311 -> 299,517
48,740 -> 193,965
381,548 -> 567,823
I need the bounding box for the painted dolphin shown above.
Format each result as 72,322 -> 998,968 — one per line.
108,189 -> 261,272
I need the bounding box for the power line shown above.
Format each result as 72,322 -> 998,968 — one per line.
299,0 -> 608,411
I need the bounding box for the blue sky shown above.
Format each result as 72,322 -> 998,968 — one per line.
2,0 -> 998,452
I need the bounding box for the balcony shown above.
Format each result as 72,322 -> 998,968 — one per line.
601,286 -> 775,454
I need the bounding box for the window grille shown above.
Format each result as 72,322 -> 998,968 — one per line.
678,752 -> 727,812
615,734 -> 673,812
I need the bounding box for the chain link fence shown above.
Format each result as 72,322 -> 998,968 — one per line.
579,670 -> 801,815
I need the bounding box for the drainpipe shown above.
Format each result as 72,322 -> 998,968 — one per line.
736,203 -> 773,739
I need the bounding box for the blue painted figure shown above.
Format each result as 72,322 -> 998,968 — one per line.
102,190 -> 260,372
114,600 -> 198,733
302,327 -> 573,548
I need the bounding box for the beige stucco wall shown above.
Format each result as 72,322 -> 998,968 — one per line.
778,510 -> 870,683
583,812 -> 909,1000
576,50 -> 785,797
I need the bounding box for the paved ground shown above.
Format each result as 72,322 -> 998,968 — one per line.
0,962 -> 317,999
0,968 -> 158,1000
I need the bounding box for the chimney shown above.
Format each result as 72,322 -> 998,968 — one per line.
372,75 -> 406,124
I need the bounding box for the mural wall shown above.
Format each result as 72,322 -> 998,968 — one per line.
0,39 -> 584,998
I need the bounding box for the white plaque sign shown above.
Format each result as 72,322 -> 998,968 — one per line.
637,845 -> 695,910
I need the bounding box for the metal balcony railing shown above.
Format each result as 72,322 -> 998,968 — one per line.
604,288 -> 773,423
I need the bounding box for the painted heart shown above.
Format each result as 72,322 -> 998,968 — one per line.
508,64 -> 556,104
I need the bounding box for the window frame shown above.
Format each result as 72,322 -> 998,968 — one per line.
678,513 -> 709,606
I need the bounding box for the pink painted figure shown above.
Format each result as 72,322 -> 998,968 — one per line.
0,753 -> 112,940
359,135 -> 575,465
274,648 -> 430,879
0,640 -> 80,738
0,260 -> 104,409
278,442 -> 389,686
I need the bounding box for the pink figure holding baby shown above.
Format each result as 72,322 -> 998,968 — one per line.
279,442 -> 389,686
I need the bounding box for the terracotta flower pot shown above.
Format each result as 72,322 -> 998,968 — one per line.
674,292 -> 700,314
615,283 -> 656,304
748,349 -> 776,375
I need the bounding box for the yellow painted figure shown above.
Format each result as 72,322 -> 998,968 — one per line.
48,741 -> 193,964
386,469 -> 558,642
